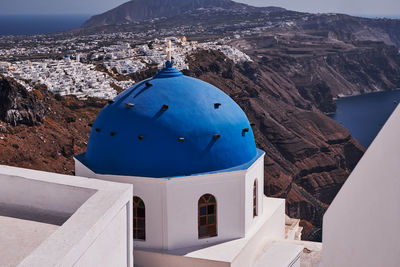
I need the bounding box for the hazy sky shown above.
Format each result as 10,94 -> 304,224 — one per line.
0,0 -> 399,16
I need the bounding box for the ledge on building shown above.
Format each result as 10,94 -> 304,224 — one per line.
134,197 -> 304,267
0,165 -> 133,267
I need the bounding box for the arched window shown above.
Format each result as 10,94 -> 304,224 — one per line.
253,179 -> 258,217
133,196 -> 145,240
198,194 -> 217,239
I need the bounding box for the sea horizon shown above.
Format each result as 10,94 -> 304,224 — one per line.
0,14 -> 92,36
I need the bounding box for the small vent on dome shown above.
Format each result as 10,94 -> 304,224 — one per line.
250,123 -> 256,127
178,137 -> 185,142
138,135 -> 144,140
161,105 -> 169,111
108,100 -> 114,105
110,132 -> 116,136
145,82 -> 152,87
213,134 -> 221,140
242,128 -> 249,136
126,103 -> 134,109
95,128 -> 101,132
214,103 -> 222,109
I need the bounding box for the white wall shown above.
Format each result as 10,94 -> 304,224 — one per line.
0,165 -> 134,267
165,171 -> 245,250
73,171 -> 168,250
133,250 -> 229,267
0,174 -> 95,217
233,197 -> 286,267
252,240 -> 302,267
75,154 -> 266,251
74,204 -> 130,267
244,157 -> 264,235
75,158 -> 97,178
130,177 -> 165,249
322,106 -> 400,267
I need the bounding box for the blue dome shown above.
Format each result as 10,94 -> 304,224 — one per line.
81,63 -> 258,178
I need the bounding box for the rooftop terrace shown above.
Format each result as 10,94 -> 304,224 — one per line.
0,165 -> 133,267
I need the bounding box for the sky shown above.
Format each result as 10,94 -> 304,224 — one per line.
0,0 -> 399,16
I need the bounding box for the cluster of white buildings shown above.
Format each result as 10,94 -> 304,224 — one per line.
1,58 -> 131,99
0,37 -> 253,99
0,61 -> 10,73
91,44 -> 133,62
99,38 -> 190,73
103,59 -> 146,75
0,33 -> 101,59
101,37 -> 253,75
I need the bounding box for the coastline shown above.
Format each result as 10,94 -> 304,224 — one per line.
327,89 -> 400,147
326,88 -> 400,115
333,88 -> 400,101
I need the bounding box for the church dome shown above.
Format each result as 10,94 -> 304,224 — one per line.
82,63 -> 257,178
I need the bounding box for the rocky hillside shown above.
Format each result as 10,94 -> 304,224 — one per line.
230,30 -> 400,113
298,14 -> 400,48
82,0 -> 262,28
80,0 -> 400,50
0,76 -> 45,126
0,76 -> 105,174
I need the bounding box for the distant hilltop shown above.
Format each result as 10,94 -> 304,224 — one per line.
81,0 -> 284,28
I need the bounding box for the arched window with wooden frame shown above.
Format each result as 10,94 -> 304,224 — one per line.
132,196 -> 146,240
253,179 -> 258,217
198,194 -> 217,239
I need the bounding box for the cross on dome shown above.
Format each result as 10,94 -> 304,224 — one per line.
165,40 -> 173,62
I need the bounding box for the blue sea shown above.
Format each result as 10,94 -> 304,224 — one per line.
329,90 -> 400,148
0,14 -> 92,36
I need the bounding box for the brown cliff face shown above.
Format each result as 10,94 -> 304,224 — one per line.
183,49 -> 365,241
298,14 -> 400,48
230,31 -> 400,113
0,75 -> 45,126
0,77 -> 106,174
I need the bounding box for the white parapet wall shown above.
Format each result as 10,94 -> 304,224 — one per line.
0,165 -> 133,267
321,105 -> 400,267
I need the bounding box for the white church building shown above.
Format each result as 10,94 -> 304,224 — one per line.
1,47 -> 400,267
74,58 -> 304,266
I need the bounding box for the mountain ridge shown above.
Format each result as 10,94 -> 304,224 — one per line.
78,1 -> 400,50
82,0 -> 283,28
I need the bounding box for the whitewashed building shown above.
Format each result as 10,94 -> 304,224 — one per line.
74,59 -> 303,266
